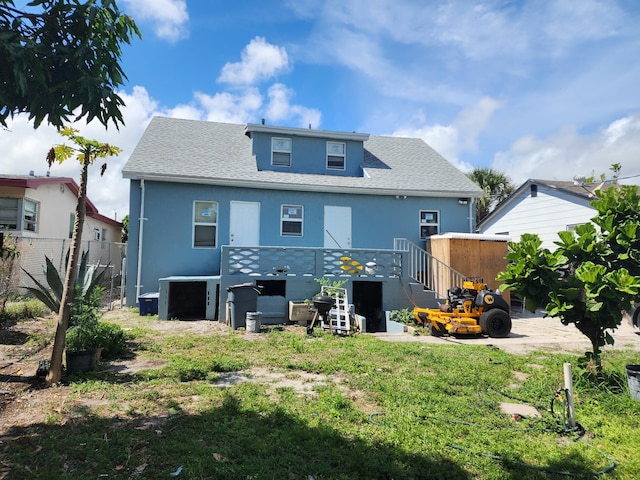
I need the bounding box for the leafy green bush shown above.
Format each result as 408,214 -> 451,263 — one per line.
0,299 -> 48,324
389,308 -> 415,325
95,321 -> 128,360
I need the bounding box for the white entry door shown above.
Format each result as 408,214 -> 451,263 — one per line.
324,205 -> 352,248
230,201 -> 260,246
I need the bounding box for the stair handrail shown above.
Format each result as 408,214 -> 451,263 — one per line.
394,238 -> 468,298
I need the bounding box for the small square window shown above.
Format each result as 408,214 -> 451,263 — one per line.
0,198 -> 19,230
272,137 -> 291,167
419,210 -> 439,239
23,199 -> 38,232
193,201 -> 218,248
281,205 -> 303,237
327,141 -> 345,170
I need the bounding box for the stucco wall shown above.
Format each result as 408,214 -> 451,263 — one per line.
126,179 -> 473,304
251,131 -> 365,177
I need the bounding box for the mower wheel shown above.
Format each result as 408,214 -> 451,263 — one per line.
429,322 -> 445,337
480,309 -> 511,338
633,307 -> 640,329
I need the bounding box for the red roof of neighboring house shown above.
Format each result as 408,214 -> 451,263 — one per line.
0,175 -> 122,228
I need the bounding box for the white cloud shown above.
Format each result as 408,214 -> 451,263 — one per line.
392,97 -> 501,172
0,87 -> 157,221
265,84 -> 322,129
194,89 -> 264,124
218,37 -> 289,85
121,0 -> 189,42
0,36 -> 323,218
492,113 -> 640,185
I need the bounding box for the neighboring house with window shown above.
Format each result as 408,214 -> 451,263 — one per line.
0,174 -> 122,241
477,178 -> 612,250
122,117 -> 483,326
0,174 -> 124,287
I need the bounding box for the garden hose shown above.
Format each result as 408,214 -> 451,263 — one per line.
367,387 -> 616,477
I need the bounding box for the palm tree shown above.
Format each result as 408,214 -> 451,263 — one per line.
467,168 -> 515,223
45,128 -> 121,384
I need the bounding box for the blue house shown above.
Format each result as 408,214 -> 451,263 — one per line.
122,117 -> 482,329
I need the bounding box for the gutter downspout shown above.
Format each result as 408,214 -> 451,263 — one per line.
469,198 -> 474,233
135,179 -> 146,301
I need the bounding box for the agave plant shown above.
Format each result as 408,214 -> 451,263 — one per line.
22,250 -> 109,314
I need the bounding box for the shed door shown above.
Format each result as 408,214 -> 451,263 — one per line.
230,201 -> 260,246
324,206 -> 351,248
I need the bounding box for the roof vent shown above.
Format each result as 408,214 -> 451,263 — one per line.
573,175 -> 585,186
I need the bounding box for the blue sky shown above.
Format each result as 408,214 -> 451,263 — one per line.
2,0 -> 640,219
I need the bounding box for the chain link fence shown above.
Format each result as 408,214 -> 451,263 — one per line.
4,236 -> 126,307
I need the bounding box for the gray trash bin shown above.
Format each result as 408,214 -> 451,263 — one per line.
227,283 -> 262,329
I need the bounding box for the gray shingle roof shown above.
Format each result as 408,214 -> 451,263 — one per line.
122,116 -> 483,198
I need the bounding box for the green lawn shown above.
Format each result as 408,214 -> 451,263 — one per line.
2,313 -> 640,479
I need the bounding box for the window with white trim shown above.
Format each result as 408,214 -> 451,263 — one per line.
23,199 -> 38,232
193,201 -> 218,248
0,198 -> 18,230
281,205 -> 303,237
327,141 -> 345,170
93,228 -> 101,241
419,210 -> 439,239
272,137 -> 292,167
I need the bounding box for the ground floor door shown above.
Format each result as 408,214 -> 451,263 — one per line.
230,201 -> 260,246
353,281 -> 384,332
324,205 -> 352,248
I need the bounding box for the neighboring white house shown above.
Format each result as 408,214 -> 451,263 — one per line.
0,174 -> 122,242
477,179 -> 610,250
1,174 -> 124,288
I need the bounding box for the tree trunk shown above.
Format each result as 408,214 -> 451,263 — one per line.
575,317 -> 603,372
46,156 -> 89,384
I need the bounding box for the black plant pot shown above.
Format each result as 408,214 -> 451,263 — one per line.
66,349 -> 98,375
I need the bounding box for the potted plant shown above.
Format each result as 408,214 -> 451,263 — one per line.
65,323 -> 100,374
65,299 -> 102,374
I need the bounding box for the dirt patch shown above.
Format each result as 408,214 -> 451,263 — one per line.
0,308 -> 338,435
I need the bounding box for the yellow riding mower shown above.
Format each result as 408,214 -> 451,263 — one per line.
413,279 -> 512,338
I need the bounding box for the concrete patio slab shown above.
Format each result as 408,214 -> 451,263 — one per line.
373,308 -> 640,355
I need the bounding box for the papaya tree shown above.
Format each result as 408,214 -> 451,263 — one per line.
45,127 -> 121,384
498,185 -> 640,371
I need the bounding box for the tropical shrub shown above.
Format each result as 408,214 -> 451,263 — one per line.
498,185 -> 640,370
22,250 -> 109,315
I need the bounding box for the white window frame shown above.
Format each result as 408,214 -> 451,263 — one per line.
93,228 -> 101,241
22,198 -> 38,232
326,141 -> 346,170
281,205 -> 303,237
272,137 -> 292,167
193,200 -> 218,248
419,210 -> 439,239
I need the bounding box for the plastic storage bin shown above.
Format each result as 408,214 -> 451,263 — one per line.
138,292 -> 159,316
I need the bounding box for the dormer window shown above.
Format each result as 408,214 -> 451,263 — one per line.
327,141 -> 345,170
272,137 -> 291,167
